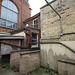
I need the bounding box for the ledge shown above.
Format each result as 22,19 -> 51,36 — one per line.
11,49 -> 33,53
20,50 -> 40,55
0,36 -> 25,39
58,58 -> 75,65
41,41 -> 75,54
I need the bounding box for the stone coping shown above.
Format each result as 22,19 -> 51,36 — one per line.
20,50 -> 40,55
58,58 -> 75,65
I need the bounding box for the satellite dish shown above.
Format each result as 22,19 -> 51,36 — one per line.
26,24 -> 29,27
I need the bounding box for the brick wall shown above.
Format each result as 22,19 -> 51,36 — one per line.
41,0 -> 75,41
23,13 -> 40,48
0,40 -> 21,46
0,0 -> 31,33
0,39 -> 21,55
24,13 -> 40,28
40,0 -> 75,73
27,28 -> 40,47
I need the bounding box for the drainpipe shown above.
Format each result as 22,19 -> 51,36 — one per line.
24,28 -> 31,48
40,13 -> 41,50
21,0 -> 23,29
60,17 -> 63,35
45,0 -> 63,35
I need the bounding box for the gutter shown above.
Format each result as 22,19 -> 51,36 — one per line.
45,0 -> 63,35
23,13 -> 40,23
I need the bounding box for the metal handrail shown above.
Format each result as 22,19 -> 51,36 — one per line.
0,41 -> 27,49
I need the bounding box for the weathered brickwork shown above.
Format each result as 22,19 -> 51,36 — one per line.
41,0 -> 75,41
0,39 -> 21,55
58,59 -> 75,75
10,50 -> 40,73
0,0 -> 31,33
24,13 -> 40,28
41,42 -> 75,71
23,13 -> 40,48
40,0 -> 75,74
20,51 -> 40,75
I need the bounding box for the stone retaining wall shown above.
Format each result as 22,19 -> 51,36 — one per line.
10,49 -> 31,71
41,41 -> 75,71
20,51 -> 40,75
10,50 -> 40,74
58,59 -> 75,75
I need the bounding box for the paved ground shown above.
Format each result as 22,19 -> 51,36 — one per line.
0,68 -> 19,75
27,68 -> 51,75
0,68 -> 50,75
0,67 -> 57,75
27,68 -> 58,75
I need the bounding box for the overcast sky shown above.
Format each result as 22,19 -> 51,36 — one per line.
28,0 -> 47,16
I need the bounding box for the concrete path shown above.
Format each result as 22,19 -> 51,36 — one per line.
0,68 -> 19,75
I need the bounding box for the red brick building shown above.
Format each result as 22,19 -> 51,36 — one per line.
0,0 -> 40,49
0,0 -> 40,64
23,13 -> 40,48
0,0 -> 41,64
0,0 -> 31,33
11,13 -> 40,49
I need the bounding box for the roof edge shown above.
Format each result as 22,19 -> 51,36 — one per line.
23,12 -> 40,23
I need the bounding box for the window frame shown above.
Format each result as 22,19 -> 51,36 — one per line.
33,18 -> 38,28
0,1 -> 18,29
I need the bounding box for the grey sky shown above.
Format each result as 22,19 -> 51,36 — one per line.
29,0 -> 46,16
29,0 -> 52,16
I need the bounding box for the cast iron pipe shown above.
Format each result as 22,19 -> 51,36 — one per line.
45,0 -> 63,35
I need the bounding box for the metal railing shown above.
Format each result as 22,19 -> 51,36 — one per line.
0,41 -> 27,49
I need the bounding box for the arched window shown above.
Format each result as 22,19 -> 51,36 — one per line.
0,0 -> 18,29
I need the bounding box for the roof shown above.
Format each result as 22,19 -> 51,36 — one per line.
23,12 -> 40,23
11,28 -> 24,34
25,25 -> 41,30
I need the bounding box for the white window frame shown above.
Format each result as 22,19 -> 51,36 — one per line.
33,18 -> 38,28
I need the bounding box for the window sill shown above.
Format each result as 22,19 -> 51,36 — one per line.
0,25 -> 17,30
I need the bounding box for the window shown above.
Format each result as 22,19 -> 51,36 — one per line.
0,0 -> 18,29
33,18 -> 38,28
32,33 -> 38,45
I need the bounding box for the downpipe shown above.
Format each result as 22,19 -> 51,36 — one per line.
60,17 -> 63,35
45,0 -> 63,36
